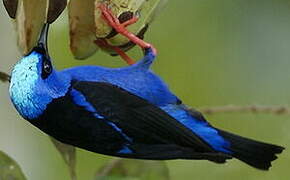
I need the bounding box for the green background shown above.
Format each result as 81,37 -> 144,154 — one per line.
1,0 -> 290,179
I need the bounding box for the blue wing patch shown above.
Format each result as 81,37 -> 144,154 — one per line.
160,104 -> 231,153
70,88 -> 133,145
118,145 -> 133,154
70,89 -> 102,117
107,122 -> 132,142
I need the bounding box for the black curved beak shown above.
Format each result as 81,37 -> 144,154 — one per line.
34,23 -> 50,57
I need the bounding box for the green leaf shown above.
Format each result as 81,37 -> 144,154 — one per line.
0,151 -> 26,180
95,159 -> 170,180
50,137 -> 77,180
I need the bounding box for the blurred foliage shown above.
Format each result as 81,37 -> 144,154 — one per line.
1,0 -> 290,180
0,71 -> 10,82
0,151 -> 26,180
50,138 -> 77,180
95,159 -> 169,180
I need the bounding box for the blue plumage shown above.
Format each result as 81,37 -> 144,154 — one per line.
160,104 -> 231,153
9,24 -> 283,170
10,51 -> 70,119
60,50 -> 179,106
70,89 -> 103,117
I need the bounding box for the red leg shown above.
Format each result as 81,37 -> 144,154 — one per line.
99,4 -> 157,55
111,46 -> 135,65
122,17 -> 138,27
95,39 -> 135,65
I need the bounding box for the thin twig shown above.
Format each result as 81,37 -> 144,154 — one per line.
197,105 -> 290,115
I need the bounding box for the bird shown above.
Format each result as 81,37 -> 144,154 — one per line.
9,22 -> 284,171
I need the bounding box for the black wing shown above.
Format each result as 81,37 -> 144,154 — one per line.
72,81 -> 214,153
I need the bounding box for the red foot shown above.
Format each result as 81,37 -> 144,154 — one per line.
95,39 -> 135,65
122,17 -> 138,27
99,4 -> 157,55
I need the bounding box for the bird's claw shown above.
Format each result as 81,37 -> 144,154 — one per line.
99,4 -> 157,56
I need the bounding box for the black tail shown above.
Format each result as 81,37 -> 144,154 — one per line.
217,129 -> 284,170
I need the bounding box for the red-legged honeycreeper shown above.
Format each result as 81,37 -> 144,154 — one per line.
9,24 -> 284,170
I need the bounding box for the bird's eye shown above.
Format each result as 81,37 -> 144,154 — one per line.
41,58 -> 52,79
